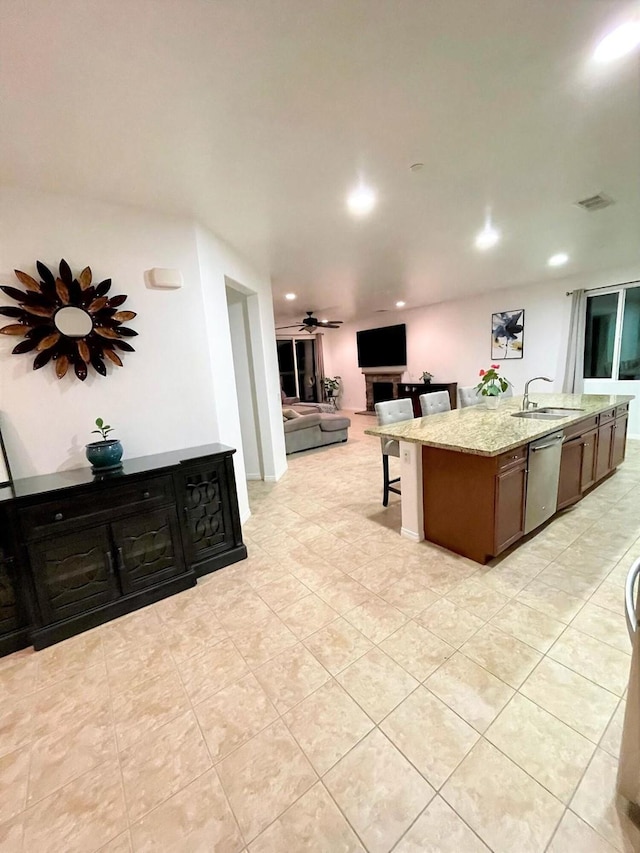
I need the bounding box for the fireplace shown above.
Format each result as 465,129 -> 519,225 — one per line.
362,369 -> 405,412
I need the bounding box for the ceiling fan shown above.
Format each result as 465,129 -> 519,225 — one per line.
276,310 -> 344,333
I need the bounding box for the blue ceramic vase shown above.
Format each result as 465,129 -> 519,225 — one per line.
85,439 -> 123,471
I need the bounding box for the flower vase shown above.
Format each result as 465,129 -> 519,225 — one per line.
485,396 -> 500,410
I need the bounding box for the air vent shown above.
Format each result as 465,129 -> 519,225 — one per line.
374,309 -> 389,313
575,193 -> 614,212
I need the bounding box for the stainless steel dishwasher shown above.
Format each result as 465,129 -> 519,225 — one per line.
524,430 -> 563,534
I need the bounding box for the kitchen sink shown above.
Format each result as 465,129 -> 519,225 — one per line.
511,406 -> 585,420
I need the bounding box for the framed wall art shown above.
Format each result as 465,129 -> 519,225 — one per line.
491,309 -> 524,360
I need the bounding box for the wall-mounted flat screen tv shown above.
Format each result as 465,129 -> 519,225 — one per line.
356,323 -> 407,368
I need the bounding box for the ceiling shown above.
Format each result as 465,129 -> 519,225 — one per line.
1,0 -> 639,323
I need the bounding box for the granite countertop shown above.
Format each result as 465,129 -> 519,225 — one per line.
365,393 -> 633,456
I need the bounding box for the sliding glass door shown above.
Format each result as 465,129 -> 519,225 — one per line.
277,338 -> 318,402
584,286 -> 640,380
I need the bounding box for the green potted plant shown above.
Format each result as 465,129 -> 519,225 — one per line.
323,376 -> 341,399
475,364 -> 509,409
85,417 -> 123,471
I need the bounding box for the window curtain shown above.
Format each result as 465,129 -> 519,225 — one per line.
563,289 -> 587,393
314,333 -> 325,402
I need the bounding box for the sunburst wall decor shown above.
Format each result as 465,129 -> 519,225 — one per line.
0,259 -> 138,381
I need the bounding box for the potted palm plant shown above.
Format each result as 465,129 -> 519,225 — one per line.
323,376 -> 341,399
85,417 -> 123,471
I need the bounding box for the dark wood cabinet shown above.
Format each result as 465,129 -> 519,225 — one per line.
595,411 -> 616,482
611,413 -> 628,470
397,383 -> 458,417
581,428 -> 597,492
0,443 -> 246,653
557,435 -> 584,510
494,461 -> 527,553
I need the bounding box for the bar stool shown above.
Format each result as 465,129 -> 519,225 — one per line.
419,390 -> 451,416
374,398 -> 414,507
458,386 -> 481,408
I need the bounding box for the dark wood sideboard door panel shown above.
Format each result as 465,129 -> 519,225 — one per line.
180,460 -> 235,563
28,526 -> 119,623
0,558 -> 22,636
112,507 -> 185,595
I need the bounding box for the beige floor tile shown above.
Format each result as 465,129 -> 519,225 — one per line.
344,596 -> 408,643
248,782 -> 364,853
547,810 -> 618,853
548,627 -> 631,696
381,687 -> 479,789
394,796 -> 489,852
232,614 -> 299,668
486,693 -> 595,802
0,655 -> 39,700
0,693 -> 34,758
571,602 -> 630,653
98,831 -> 132,852
130,767 -> 243,853
461,624 -> 542,688
101,609 -> 164,658
0,814 -> 24,853
0,743 -> 30,823
178,638 -> 249,705
425,652 -> 514,733
254,643 -> 330,714
600,700 -> 626,759
380,620 -> 454,681
590,579 -> 626,616
21,760 -> 127,853
214,590 -> 275,634
217,718 -> 317,842
106,643 -> 177,695
162,611 -> 228,662
379,575 -> 440,617
112,670 -> 190,751
195,672 -> 278,762
153,585 -> 212,625
278,593 -> 338,639
337,647 -> 419,723
517,578 -> 586,623
536,564 -> 605,600
520,658 -> 619,742
31,661 -> 110,740
489,600 -> 565,652
324,728 -> 434,853
256,573 -> 311,611
304,617 -> 373,674
441,739 -> 564,852
283,679 -> 374,774
35,631 -> 105,688
349,555 -> 406,594
446,577 -> 509,620
571,748 -> 640,851
120,710 -> 212,821
416,599 -> 484,648
28,707 -> 116,805
315,575 -> 371,614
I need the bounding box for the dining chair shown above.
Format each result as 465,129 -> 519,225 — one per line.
374,398 -> 414,507
458,386 -> 482,408
419,390 -> 451,416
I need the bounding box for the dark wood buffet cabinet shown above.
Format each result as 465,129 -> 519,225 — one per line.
424,402 -> 629,564
0,444 -> 246,657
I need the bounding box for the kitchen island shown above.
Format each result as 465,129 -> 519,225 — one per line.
366,393 -> 633,563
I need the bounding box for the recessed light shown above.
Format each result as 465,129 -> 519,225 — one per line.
548,252 -> 569,267
475,223 -> 500,250
284,293 -> 296,301
594,21 -> 640,63
395,301 -> 406,308
347,183 -> 377,217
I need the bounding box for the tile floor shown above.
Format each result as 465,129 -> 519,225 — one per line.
0,413 -> 639,852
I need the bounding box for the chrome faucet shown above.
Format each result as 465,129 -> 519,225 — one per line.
522,376 -> 553,410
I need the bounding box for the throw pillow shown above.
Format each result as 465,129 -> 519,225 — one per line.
282,408 -> 302,420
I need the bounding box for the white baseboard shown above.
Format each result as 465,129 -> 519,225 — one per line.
401,527 -> 424,542
246,473 -> 262,481
264,474 -> 280,483
241,508 -> 251,523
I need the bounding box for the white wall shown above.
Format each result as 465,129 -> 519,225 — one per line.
0,188 -> 287,521
324,264 -> 640,434
0,187 -> 217,477
227,289 -> 263,479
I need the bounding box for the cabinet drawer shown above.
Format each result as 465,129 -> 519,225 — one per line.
616,403 -> 629,416
19,475 -> 175,539
564,415 -> 598,440
599,409 -> 616,424
497,446 -> 527,471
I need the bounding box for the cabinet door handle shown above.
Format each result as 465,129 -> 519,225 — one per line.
54,512 -> 64,522
116,547 -> 125,571
142,490 -> 150,499
106,551 -> 115,576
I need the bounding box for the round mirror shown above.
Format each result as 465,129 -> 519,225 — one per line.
54,306 -> 93,338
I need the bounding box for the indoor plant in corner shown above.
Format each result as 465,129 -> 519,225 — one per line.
323,376 -> 341,400
86,417 -> 123,471
476,364 -> 509,409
